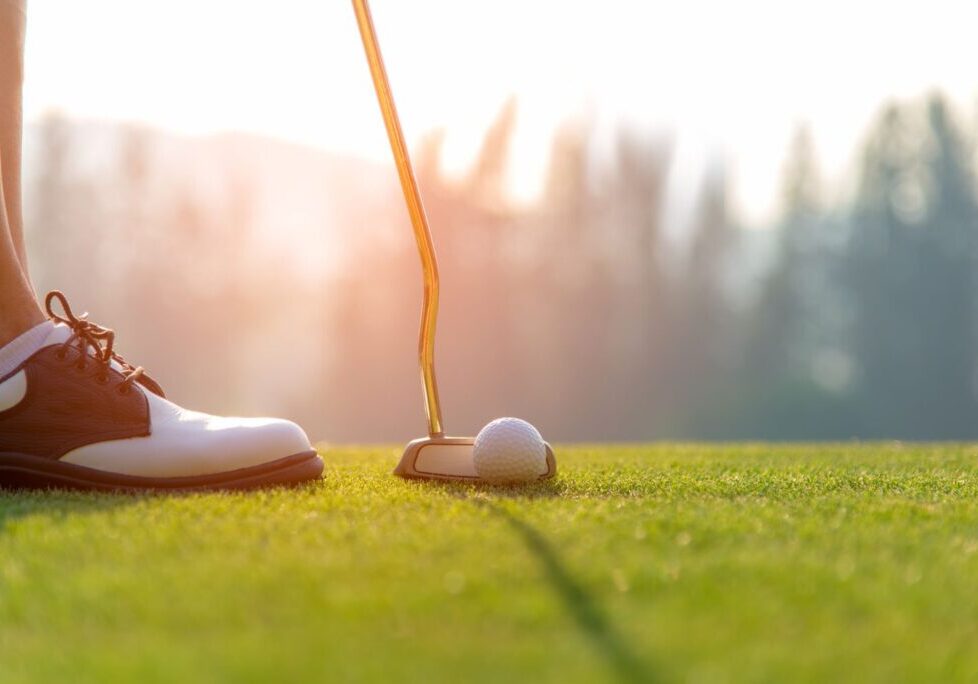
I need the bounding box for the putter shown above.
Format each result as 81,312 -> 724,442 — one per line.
351,0 -> 556,481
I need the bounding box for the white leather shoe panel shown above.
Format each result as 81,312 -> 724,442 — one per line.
60,391 -> 313,477
42,323 -> 72,346
0,370 -> 27,413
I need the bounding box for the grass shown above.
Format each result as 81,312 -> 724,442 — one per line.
3,444 -> 978,682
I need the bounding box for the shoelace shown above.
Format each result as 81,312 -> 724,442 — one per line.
44,290 -> 146,393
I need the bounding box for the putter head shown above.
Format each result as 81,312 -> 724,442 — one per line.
394,436 -> 557,482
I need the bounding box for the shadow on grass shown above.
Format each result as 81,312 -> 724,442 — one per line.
479,501 -> 655,683
404,479 -> 653,679
0,490 -> 140,534
0,480 -> 323,534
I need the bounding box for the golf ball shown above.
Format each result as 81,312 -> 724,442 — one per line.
473,417 -> 548,482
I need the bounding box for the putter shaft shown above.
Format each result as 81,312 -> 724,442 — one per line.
352,0 -> 444,437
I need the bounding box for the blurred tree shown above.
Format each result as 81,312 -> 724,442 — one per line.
675,163 -> 738,435
685,163 -> 731,360
465,96 -> 517,210
749,126 -> 822,383
604,130 -> 672,436
727,127 -> 857,438
847,96 -> 978,438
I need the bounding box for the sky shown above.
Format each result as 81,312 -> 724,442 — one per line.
21,0 -> 978,226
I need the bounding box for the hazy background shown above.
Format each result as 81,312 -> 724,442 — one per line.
19,0 -> 978,441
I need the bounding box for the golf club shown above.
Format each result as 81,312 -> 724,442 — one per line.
351,0 -> 556,481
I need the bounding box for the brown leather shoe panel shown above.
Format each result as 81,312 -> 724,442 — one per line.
0,345 -> 150,459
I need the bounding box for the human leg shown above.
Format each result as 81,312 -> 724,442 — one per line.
0,0 -> 29,271
0,0 -> 42,348
0,163 -> 43,348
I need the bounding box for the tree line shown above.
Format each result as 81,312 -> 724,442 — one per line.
24,93 -> 978,441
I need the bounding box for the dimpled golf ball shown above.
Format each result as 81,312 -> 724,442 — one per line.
473,417 -> 548,482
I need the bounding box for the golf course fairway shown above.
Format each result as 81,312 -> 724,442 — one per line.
2,444 -> 978,682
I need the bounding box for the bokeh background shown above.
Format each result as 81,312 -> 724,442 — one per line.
19,0 -> 978,441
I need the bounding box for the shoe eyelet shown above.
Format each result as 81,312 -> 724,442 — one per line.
95,373 -> 109,385
55,349 -> 67,360
75,361 -> 87,372
117,385 -> 131,396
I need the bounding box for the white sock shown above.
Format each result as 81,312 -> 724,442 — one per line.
0,320 -> 55,379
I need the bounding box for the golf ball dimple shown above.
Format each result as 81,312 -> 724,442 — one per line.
473,417 -> 548,482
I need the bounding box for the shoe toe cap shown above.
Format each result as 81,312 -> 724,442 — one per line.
206,415 -> 314,466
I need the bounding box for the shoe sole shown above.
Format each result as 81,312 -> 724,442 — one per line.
0,450 -> 324,492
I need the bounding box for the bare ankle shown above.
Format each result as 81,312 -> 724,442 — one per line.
0,294 -> 44,349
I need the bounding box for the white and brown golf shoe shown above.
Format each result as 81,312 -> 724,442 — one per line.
0,291 -> 323,491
